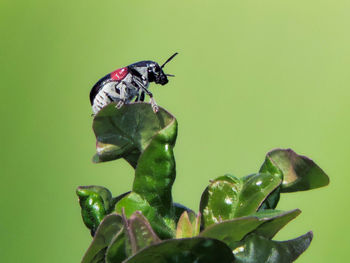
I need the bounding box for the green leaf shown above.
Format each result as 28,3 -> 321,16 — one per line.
76,185 -> 113,235
200,210 -> 299,247
200,173 -> 282,227
200,216 -> 260,245
82,213 -> 123,263
105,229 -> 127,263
238,173 -> 282,217
132,118 -> 177,216
258,186 -> 281,211
176,211 -> 193,238
112,191 -> 131,209
125,211 -> 161,255
232,232 -> 313,263
115,192 -> 174,239
251,209 -> 301,239
258,156 -> 283,210
92,102 -> 176,165
199,174 -> 241,227
259,152 -> 284,177
123,237 -> 235,263
190,212 -> 201,237
260,148 -> 329,192
173,202 -> 196,223
93,103 -> 178,218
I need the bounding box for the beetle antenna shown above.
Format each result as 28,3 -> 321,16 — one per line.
161,52 -> 178,68
166,74 -> 175,77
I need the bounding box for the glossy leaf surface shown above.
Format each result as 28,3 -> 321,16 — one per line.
232,232 -> 313,263
124,237 -> 235,263
237,173 -> 282,217
105,229 -> 127,263
80,105 -> 326,262
82,213 -> 123,263
92,103 -> 176,165
115,192 -> 174,239
200,173 -> 282,227
260,148 -> 329,192
200,174 -> 241,227
132,117 -> 177,216
200,209 -> 300,247
125,211 -> 161,255
93,103 -> 178,218
77,185 -> 113,235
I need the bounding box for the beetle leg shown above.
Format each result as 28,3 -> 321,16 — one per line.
139,91 -> 145,102
132,76 -> 146,90
143,89 -> 158,113
150,97 -> 159,113
133,77 -> 158,113
115,81 -> 127,109
134,90 -> 145,102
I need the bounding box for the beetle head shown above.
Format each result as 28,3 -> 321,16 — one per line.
147,63 -> 168,85
148,53 -> 178,85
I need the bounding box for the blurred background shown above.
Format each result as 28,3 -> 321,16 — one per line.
1,0 -> 349,262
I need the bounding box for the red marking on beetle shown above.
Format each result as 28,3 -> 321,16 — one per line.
110,67 -> 128,80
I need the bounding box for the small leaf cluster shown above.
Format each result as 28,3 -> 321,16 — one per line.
77,103 -> 329,262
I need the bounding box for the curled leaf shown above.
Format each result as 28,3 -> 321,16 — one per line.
200,173 -> 282,227
92,102 -> 176,165
132,120 -> 177,217
76,185 -> 113,235
232,232 -> 313,263
93,103 -> 178,218
82,213 -> 123,263
260,149 -> 329,192
200,209 -> 300,247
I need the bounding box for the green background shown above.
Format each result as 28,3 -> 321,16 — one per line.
1,0 -> 349,262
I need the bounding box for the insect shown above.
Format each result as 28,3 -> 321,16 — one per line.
89,53 -> 178,115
